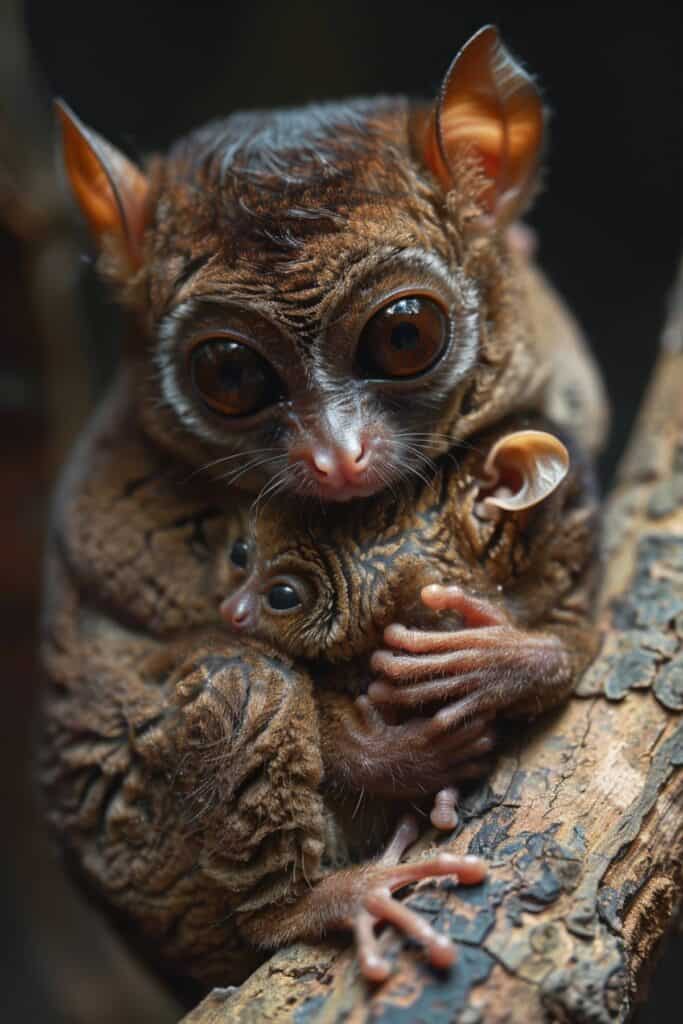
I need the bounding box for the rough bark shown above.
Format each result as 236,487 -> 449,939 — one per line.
184,261 -> 683,1024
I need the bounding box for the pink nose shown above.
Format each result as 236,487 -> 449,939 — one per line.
220,590 -> 258,631
305,439 -> 372,488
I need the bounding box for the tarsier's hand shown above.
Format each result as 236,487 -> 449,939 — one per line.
329,694 -> 495,799
369,584 -> 572,726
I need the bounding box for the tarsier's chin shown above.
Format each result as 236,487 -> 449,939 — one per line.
57,26 -> 548,502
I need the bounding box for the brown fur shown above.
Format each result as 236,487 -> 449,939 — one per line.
221,416 -> 599,667
101,100 -> 607,496
40,49 -> 607,987
220,416 -> 600,799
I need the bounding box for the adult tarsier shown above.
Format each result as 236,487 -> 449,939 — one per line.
40,26 -> 606,993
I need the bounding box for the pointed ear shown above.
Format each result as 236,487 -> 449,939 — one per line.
55,100 -> 149,273
481,430 -> 569,513
423,25 -> 544,225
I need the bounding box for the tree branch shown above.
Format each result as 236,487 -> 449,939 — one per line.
185,258 -> 683,1024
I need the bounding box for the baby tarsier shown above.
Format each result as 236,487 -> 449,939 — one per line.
220,420 -> 599,826
40,26 -> 606,992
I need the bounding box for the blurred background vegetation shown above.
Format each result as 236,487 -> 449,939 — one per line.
2,1 -> 681,1019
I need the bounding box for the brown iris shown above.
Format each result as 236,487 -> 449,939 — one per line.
356,295 -> 448,379
190,339 -> 283,417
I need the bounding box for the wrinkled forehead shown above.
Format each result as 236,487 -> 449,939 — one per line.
145,101 -> 450,325
248,500 -> 359,569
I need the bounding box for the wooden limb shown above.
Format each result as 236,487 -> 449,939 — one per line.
186,260 -> 683,1024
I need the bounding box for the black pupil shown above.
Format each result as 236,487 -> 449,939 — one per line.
390,321 -> 420,351
191,339 -> 284,417
268,584 -> 301,611
219,360 -> 263,391
230,539 -> 248,568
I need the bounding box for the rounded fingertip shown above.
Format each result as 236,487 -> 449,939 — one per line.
421,583 -> 461,607
430,810 -> 458,831
458,857 -> 488,883
361,954 -> 390,983
367,682 -> 391,703
369,650 -> 391,673
429,936 -> 456,968
420,583 -> 444,607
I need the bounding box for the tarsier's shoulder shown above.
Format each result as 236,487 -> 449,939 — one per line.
516,257 -> 610,456
49,378 -> 229,635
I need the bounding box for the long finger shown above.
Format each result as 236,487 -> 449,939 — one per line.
368,674 -> 481,708
446,732 -> 496,762
372,643 -> 518,682
374,852 -> 487,891
416,714 -> 491,744
433,692 -> 505,731
364,889 -> 455,969
354,908 -> 390,982
382,623 -> 511,655
421,585 -> 510,625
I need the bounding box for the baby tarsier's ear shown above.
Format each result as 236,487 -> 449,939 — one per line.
480,430 -> 569,514
422,24 -> 544,226
55,100 -> 149,275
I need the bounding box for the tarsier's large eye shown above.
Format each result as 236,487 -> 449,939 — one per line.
190,339 -> 284,417
266,582 -> 303,613
356,295 -> 448,379
229,538 -> 249,569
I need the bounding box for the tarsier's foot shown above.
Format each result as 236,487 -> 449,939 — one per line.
241,815 -> 486,980
369,584 -> 570,724
346,814 -> 486,981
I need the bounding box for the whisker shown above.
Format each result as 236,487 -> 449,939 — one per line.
180,448 -> 282,486
251,464 -> 293,520
217,453 -> 285,488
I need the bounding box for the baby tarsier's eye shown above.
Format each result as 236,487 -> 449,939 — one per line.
190,338 -> 285,417
266,581 -> 303,613
356,295 -> 449,379
229,537 -> 249,569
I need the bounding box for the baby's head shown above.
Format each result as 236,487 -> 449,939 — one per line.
218,497 -> 421,662
219,428 -> 569,662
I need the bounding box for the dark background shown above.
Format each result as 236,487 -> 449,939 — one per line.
2,1 -> 681,1020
